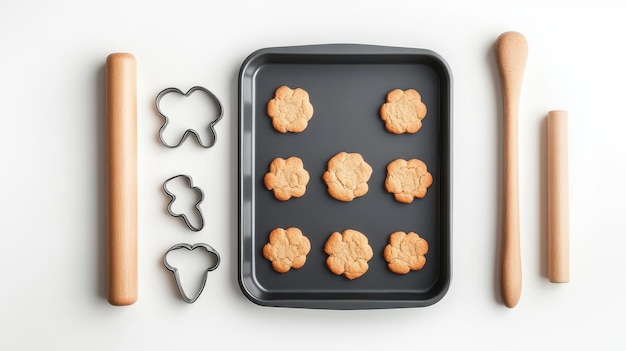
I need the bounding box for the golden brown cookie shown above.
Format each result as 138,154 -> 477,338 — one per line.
379,88 -> 427,134
324,229 -> 373,280
263,156 -> 310,201
385,158 -> 433,203
322,152 -> 373,202
262,227 -> 311,273
383,231 -> 429,274
267,86 -> 314,133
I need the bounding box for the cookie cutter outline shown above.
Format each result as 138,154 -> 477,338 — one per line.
163,243 -> 221,304
163,174 -> 204,232
156,86 -> 224,148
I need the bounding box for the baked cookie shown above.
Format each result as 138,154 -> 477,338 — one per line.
383,231 -> 429,274
385,158 -> 433,203
262,227 -> 311,273
379,88 -> 427,134
322,152 -> 373,202
267,86 -> 314,133
324,229 -> 374,280
264,156 -> 310,201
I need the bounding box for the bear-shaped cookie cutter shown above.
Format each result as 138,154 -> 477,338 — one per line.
163,174 -> 204,232
155,86 -> 223,148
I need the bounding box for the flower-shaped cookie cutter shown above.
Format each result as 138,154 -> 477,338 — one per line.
163,174 -> 204,232
163,243 -> 220,304
155,86 -> 224,148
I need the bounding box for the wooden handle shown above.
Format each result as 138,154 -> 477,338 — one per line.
496,31 -> 528,308
547,110 -> 569,283
106,53 -> 137,306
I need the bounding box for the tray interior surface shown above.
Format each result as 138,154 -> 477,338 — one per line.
239,44 -> 451,309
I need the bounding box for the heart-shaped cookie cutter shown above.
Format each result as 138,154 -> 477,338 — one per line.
156,86 -> 224,148
163,174 -> 204,232
163,243 -> 221,304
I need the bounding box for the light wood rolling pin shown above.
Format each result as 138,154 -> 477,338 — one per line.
547,110 -> 569,283
106,53 -> 137,306
496,31 -> 527,308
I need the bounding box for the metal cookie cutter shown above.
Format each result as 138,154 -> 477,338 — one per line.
156,86 -> 224,148
163,243 -> 220,304
163,174 -> 204,232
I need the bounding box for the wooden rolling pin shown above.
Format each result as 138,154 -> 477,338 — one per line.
496,31 -> 527,308
547,110 -> 569,283
106,53 -> 137,306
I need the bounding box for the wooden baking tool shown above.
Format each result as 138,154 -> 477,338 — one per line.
106,53 -> 138,306
547,110 -> 569,283
496,31 -> 527,308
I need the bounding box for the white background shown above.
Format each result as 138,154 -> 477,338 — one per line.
1,1 -> 625,349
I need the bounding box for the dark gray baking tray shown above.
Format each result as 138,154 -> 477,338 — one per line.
238,44 -> 452,309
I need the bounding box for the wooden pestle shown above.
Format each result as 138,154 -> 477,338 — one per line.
496,31 -> 528,308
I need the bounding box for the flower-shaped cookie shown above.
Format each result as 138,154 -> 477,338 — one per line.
379,88 -> 427,134
322,152 -> 373,202
263,157 -> 310,201
262,227 -> 311,273
267,86 -> 314,133
383,231 -> 429,274
385,158 -> 433,203
324,229 -> 374,280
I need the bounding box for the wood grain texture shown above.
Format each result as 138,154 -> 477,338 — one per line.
496,31 -> 527,308
106,53 -> 137,306
547,110 -> 570,283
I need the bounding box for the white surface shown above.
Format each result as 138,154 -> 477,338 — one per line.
1,1 -> 625,349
